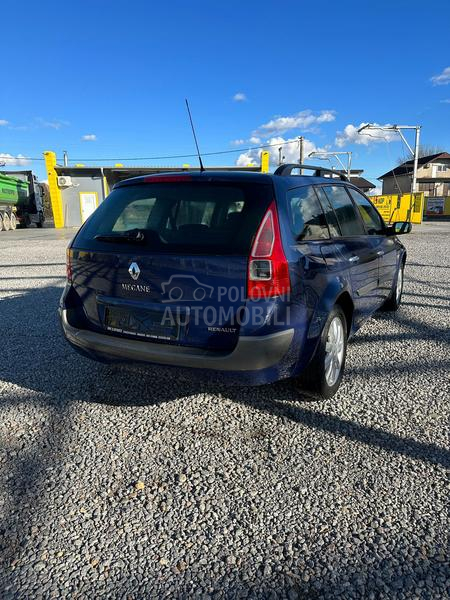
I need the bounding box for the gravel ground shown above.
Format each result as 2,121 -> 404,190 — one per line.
0,224 -> 449,599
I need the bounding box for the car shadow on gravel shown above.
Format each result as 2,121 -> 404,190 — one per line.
0,286 -> 81,572
408,261 -> 450,269
1,284 -> 449,584
356,309 -> 450,348
89,366 -> 450,470
224,386 -> 450,470
112,548 -> 448,600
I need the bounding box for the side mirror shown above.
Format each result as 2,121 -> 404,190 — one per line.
386,221 -> 412,236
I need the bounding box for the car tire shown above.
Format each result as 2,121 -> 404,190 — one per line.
36,211 -> 44,228
381,263 -> 404,312
300,305 -> 347,399
2,212 -> 11,231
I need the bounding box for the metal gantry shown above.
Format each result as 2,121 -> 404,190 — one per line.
308,151 -> 352,180
357,124 -> 421,193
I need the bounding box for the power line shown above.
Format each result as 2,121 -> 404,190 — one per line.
0,141 -> 385,181
0,139 -> 303,164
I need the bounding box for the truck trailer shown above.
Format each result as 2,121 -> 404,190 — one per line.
0,171 -> 45,230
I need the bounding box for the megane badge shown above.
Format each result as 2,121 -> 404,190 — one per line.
128,262 -> 140,281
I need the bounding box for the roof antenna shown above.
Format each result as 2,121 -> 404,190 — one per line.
185,98 -> 205,172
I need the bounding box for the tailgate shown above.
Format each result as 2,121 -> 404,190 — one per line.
70,178 -> 274,351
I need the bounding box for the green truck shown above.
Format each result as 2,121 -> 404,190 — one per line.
0,171 -> 45,230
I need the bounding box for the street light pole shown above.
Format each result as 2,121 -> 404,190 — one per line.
347,152 -> 352,181
298,136 -> 304,175
357,124 -> 422,194
412,126 -> 421,194
308,151 -> 352,180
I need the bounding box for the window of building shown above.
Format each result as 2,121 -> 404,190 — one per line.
418,182 -> 436,196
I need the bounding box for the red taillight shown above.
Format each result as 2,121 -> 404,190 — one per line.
66,248 -> 73,283
251,210 -> 275,257
247,200 -> 291,300
143,175 -> 192,183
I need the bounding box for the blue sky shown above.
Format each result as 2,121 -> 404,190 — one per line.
1,0 -> 449,188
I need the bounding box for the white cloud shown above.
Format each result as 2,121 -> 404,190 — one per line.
82,134 -> 97,141
236,150 -> 258,167
0,153 -> 31,166
255,110 -> 336,136
367,186 -> 382,197
440,98 -> 450,104
0,119 -> 8,126
234,110 -> 335,168
335,123 -> 398,147
236,136 -> 322,168
232,136 -> 262,146
36,117 -> 69,130
233,92 -> 247,102
430,66 -> 450,86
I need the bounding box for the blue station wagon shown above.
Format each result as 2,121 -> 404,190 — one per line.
60,165 -> 411,398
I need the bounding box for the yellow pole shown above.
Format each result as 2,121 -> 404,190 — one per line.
261,151 -> 270,173
43,151 -> 64,228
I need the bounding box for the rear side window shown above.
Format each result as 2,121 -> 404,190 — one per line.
321,185 -> 365,236
314,187 -> 341,237
74,181 -> 273,255
288,186 -> 329,240
347,188 -> 385,234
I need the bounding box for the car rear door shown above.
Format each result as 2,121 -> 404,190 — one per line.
319,184 -> 381,319
285,185 -> 333,329
347,187 -> 398,301
69,177 -> 273,352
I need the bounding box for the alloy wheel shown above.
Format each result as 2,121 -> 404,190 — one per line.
396,267 -> 403,304
324,316 -> 345,387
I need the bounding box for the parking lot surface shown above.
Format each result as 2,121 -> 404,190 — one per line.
0,224 -> 449,599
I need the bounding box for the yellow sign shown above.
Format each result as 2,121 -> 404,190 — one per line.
369,193 -> 424,224
43,151 -> 64,228
370,195 -> 393,221
261,151 -> 270,173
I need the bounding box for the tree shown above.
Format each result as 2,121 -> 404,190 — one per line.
396,145 -> 445,165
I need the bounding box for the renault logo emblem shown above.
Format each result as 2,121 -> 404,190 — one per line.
128,262 -> 140,281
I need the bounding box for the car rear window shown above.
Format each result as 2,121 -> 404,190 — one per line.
73,181 -> 274,255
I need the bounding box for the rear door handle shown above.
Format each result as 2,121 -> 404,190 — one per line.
348,255 -> 359,263
377,250 -> 384,256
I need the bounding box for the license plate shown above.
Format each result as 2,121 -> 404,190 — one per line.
104,306 -> 179,341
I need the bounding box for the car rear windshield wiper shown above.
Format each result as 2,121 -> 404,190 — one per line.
95,229 -> 146,244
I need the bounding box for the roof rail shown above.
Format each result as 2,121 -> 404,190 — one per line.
273,163 -> 348,181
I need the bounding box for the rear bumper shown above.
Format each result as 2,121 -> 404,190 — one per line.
60,309 -> 294,372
